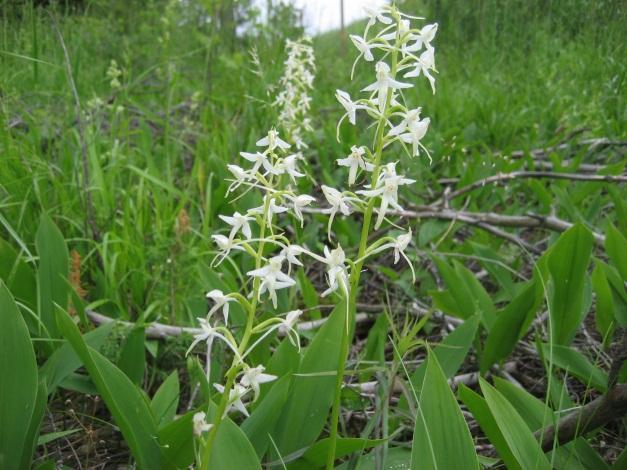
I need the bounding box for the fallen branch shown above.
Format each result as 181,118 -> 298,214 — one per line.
85,309 -> 373,339
441,171 -> 626,203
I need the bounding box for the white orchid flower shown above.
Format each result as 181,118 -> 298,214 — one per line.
192,411 -> 213,437
274,153 -> 305,182
404,47 -> 436,93
350,34 -> 375,62
248,195 -> 289,224
364,6 -> 392,28
239,365 -> 277,401
398,117 -> 430,157
186,317 -> 241,364
336,89 -> 366,126
363,62 -> 413,112
226,164 -> 250,193
211,235 -> 245,264
240,151 -> 275,175
322,185 -> 353,240
388,108 -> 422,137
256,129 -> 290,152
247,256 -> 296,308
280,244 -> 304,267
219,211 -> 254,241
358,171 -> 415,229
213,383 -> 251,417
206,289 -> 238,324
287,194 -> 315,227
321,245 -> 349,297
279,309 -> 303,336
336,145 -> 374,185
409,23 -> 438,51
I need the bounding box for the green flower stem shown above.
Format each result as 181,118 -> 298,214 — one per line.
200,193 -> 272,469
326,24 -> 400,469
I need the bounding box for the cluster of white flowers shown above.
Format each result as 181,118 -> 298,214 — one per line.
321,5 -> 437,268
189,128 -> 351,422
274,37 -> 316,149
106,60 -> 122,90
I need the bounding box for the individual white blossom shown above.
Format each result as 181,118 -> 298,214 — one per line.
336,90 -> 366,126
186,318 -> 241,360
287,194 -> 316,227
248,195 -> 289,225
193,411 -> 213,437
274,153 -> 305,182
321,185 -> 354,240
219,212 -> 254,241
280,244 -> 304,267
247,256 -> 296,308
240,151 -> 274,175
257,128 -> 291,153
206,289 -> 238,324
321,245 -> 349,297
404,47 -> 436,93
336,145 -> 374,185
239,365 -> 277,401
213,383 -> 251,417
350,34 -> 375,62
363,62 -> 413,112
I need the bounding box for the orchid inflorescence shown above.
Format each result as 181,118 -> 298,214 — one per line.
274,37 -> 316,149
190,4 -> 437,466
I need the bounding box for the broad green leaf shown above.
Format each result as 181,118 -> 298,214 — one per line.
0,281 -> 39,470
159,411 -> 194,469
36,428 -> 80,446
431,257 -> 495,329
605,223 -> 627,280
470,241 -> 517,298
409,315 -> 480,389
601,262 -> 627,327
591,263 -> 614,341
411,351 -> 479,470
481,279 -> 541,372
547,224 -> 593,344
289,437 -> 385,470
274,304 -> 345,456
56,308 -> 162,468
540,344 -> 608,392
40,321 -> 115,391
458,384 -> 521,470
241,374 -> 292,457
20,380 -> 47,469
211,414 -> 261,470
494,378 -> 608,469
117,326 -> 146,385
0,237 -> 36,310
36,214 -> 69,340
337,447 -> 411,469
479,378 -> 551,469
151,371 -> 180,428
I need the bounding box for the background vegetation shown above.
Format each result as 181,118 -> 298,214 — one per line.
0,0 -> 625,468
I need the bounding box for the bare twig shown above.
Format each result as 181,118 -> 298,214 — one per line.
440,171 -> 626,203
49,13 -> 100,242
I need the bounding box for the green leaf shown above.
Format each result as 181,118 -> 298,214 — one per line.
479,378 -> 551,469
159,411 -> 194,469
605,223 -> 627,280
274,304 -> 345,456
117,326 -> 146,385
411,351 -> 479,470
494,377 -> 609,469
547,224 -> 593,345
36,214 -> 69,340
540,344 -> 608,392
289,437 -> 385,470
0,281 -> 39,470
458,384 -> 521,470
40,321 -> 115,391
409,315 -> 480,390
211,413 -> 261,470
55,308 -> 163,468
431,257 -> 495,329
481,279 -> 541,372
0,236 -> 36,310
241,374 -> 292,458
336,447 -> 411,469
20,380 -> 47,469
151,371 -> 180,428
591,263 -> 614,341
36,428 -> 80,446
469,241 -> 517,298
